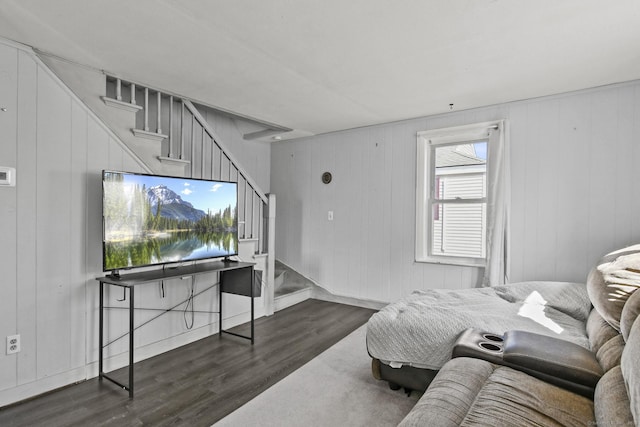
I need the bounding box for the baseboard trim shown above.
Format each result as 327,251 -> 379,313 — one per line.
0,307 -> 264,408
274,288 -> 313,311
0,367 -> 87,408
274,259 -> 388,311
311,289 -> 387,311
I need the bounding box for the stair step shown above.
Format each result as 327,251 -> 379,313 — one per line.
157,156 -> 190,167
101,96 -> 143,113
274,269 -> 287,289
274,287 -> 313,312
275,281 -> 311,297
273,260 -> 314,309
132,128 -> 168,141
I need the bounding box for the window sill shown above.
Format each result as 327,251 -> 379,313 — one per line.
415,257 -> 486,268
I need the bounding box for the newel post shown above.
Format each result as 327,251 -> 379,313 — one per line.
265,193 -> 276,316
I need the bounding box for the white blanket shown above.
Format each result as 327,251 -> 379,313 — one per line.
366,281 -> 591,370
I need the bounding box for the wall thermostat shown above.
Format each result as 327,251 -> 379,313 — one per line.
0,167 -> 16,187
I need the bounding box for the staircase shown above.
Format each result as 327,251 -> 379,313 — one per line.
274,260 -> 314,311
101,76 -> 267,241
34,52 -> 278,314
98,75 -> 275,314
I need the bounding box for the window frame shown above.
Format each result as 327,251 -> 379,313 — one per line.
415,121 -> 501,267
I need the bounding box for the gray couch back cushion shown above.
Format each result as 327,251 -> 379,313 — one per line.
594,366 -> 634,427
587,245 -> 640,332
621,289 -> 640,341
590,247 -> 640,426
621,313 -> 640,425
588,309 -> 620,355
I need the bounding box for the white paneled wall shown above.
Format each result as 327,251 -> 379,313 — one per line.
198,106 -> 271,193
272,80 -> 640,303
0,40 -> 149,403
0,43 -> 18,392
0,39 -> 264,406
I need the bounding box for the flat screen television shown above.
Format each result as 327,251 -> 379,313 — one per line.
102,170 -> 239,272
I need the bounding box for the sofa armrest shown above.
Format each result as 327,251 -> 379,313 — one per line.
503,330 -> 603,390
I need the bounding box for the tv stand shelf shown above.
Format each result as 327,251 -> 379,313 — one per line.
96,260 -> 256,398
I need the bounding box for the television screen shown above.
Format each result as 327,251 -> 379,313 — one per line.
102,170 -> 238,272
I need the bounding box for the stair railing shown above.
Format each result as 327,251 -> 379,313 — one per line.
182,99 -> 269,254
103,75 -> 270,255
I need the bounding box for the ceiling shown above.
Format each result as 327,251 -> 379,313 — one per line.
1,0 -> 640,141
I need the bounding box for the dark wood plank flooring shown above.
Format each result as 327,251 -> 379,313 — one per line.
0,299 -> 376,427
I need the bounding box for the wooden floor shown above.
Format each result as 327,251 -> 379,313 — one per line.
0,299 -> 376,427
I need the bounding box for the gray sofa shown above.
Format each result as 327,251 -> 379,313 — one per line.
397,246 -> 640,426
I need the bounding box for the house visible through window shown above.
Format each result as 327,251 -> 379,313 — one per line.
416,121 -> 504,267
432,142 -> 487,258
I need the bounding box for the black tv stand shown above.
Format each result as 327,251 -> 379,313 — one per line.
223,257 -> 239,263
96,260 -> 256,398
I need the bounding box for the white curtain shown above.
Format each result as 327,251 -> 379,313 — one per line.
482,120 -> 510,286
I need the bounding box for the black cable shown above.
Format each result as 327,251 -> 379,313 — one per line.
161,266 -> 166,298
183,279 -> 195,329
104,281 -> 219,347
116,287 -> 126,302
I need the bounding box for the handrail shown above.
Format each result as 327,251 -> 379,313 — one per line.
100,73 -> 274,313
102,75 -> 269,245
183,100 -> 269,204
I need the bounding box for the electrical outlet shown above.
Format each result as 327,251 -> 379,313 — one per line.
328,211 -> 334,221
7,334 -> 20,355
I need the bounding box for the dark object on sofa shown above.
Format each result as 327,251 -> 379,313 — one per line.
502,330 -> 603,395
398,245 -> 640,426
452,328 -> 603,398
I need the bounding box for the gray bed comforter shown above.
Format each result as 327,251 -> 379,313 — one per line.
366,281 -> 591,370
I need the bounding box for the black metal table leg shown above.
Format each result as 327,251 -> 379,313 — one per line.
250,266 -> 254,344
219,276 -> 223,338
219,265 -> 255,344
129,287 -> 134,398
99,281 -> 104,380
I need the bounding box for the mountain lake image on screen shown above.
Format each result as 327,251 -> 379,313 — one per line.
102,170 -> 239,271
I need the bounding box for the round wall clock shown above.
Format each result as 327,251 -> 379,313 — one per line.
321,172 -> 332,184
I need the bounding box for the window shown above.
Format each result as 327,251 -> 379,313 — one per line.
416,121 -> 506,268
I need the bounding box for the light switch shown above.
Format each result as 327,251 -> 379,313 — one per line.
0,167 -> 15,187
328,211 -> 334,221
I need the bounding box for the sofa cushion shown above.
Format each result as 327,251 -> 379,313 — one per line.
397,357 -> 494,426
621,314 -> 640,425
594,366 -> 634,427
587,245 -> 640,332
587,309 -> 620,354
398,357 -> 594,427
620,288 -> 640,341
595,334 -> 624,372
